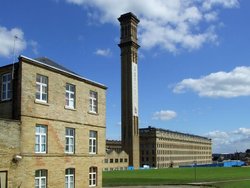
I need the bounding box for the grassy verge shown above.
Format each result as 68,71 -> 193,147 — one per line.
213,180 -> 250,188
103,167 -> 250,187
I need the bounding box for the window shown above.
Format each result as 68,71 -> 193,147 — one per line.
0,171 -> 7,188
115,159 -> 118,163
1,73 -> 12,101
110,159 -> 113,163
89,167 -> 97,187
66,84 -> 75,109
35,125 -> 47,153
65,128 -> 75,154
36,74 -> 48,102
104,159 -> 108,163
124,158 -> 128,162
35,169 -> 47,188
89,91 -> 98,113
89,131 -> 97,154
120,158 -> 123,163
65,168 -> 74,188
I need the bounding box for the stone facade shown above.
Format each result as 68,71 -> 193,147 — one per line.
103,150 -> 129,171
0,119 -> 21,188
104,140 -> 129,171
140,126 -> 212,168
0,55 -> 106,188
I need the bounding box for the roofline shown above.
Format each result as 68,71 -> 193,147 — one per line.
140,126 -> 211,141
0,63 -> 18,69
19,55 -> 107,90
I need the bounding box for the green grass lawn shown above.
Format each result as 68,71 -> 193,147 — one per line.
213,180 -> 250,188
103,167 -> 250,187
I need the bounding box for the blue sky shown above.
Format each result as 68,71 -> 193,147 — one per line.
1,0 -> 250,153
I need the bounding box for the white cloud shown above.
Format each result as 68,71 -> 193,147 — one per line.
202,0 -> 239,10
233,128 -> 250,136
95,48 -> 111,57
29,40 -> 39,55
173,66 -> 250,98
204,11 -> 218,22
0,26 -> 26,57
205,128 -> 250,153
65,0 -> 239,53
152,110 -> 177,121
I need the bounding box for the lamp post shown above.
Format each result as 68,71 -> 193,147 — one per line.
193,160 -> 197,182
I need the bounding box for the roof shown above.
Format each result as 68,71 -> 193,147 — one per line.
140,126 -> 211,141
35,57 -> 77,75
19,55 -> 107,89
106,140 -> 122,144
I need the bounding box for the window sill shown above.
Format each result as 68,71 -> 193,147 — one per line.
0,98 -> 12,103
35,100 -> 49,106
35,152 -> 47,155
64,106 -> 76,111
88,111 -> 99,116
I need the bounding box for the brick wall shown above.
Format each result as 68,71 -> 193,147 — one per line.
0,119 -> 21,188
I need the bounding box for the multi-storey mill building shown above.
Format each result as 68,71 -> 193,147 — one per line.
0,56 -> 106,187
140,126 -> 212,168
118,12 -> 140,169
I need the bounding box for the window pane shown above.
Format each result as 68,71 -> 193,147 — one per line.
69,100 -> 73,107
36,93 -> 40,100
42,94 -> 47,101
66,92 -> 69,99
70,138 -> 74,145
41,127 -> 46,133
7,90 -> 11,99
66,137 -> 69,144
41,136 -> 46,143
42,144 -> 46,152
35,144 -> 39,152
42,76 -> 47,84
70,145 -> 74,152
41,170 -> 47,176
41,178 -> 46,185
36,135 -> 40,142
42,86 -> 46,93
